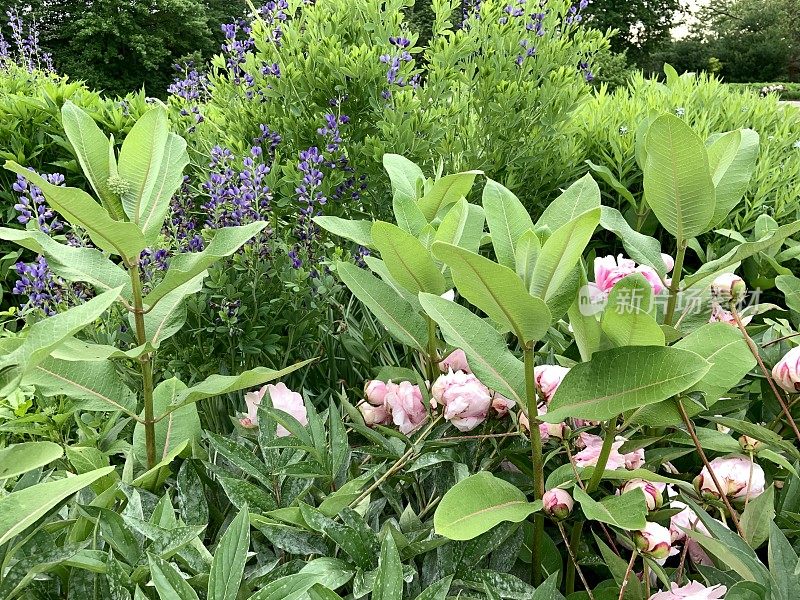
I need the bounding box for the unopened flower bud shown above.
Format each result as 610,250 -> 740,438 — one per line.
543,488 -> 573,520
633,522 -> 672,559
711,272 -> 746,304
107,175 -> 129,198
621,479 -> 664,511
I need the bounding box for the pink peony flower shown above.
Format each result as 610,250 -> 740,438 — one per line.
633,522 -> 673,559
431,370 -> 492,432
438,349 -> 471,374
711,272 -> 746,303
648,581 -> 727,599
365,380 -> 391,406
696,455 -> 765,501
519,405 -> 567,442
621,479 -> 665,511
543,488 -> 573,519
589,254 -> 673,299
534,364 -> 570,403
709,303 -> 752,326
385,381 -> 427,435
491,392 -> 515,416
773,346 -> 800,393
625,445 -> 646,470
359,401 -> 391,427
574,433 -> 644,470
240,382 -> 307,437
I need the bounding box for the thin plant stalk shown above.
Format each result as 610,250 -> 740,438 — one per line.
587,418 -> 617,493
557,521 -> 595,600
618,549 -> 638,600
425,316 -> 439,384
524,345 -> 545,586
129,264 -> 156,469
664,239 -> 687,326
730,305 -> 800,445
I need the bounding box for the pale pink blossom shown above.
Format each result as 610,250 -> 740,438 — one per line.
773,346 -> 800,393
574,433 -> 627,470
589,254 -> 673,299
240,382 -> 307,437
648,581 -> 727,599
432,370 -> 492,432
696,455 -> 766,501
709,303 -> 752,326
621,479 -> 665,511
633,522 -> 672,559
359,402 -> 391,427
668,499 -> 717,567
438,349 -> 471,374
491,392 -> 515,416
365,380 -> 391,406
385,381 -> 427,435
520,404 -> 567,441
625,446 -> 646,470
534,364 -> 570,403
543,488 -> 573,519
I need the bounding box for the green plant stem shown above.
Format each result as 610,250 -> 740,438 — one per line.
523,345 -> 544,586
557,522 -> 595,600
565,521 -> 583,596
425,316 -> 439,384
587,418 -> 617,493
130,264 -> 156,469
618,549 -> 638,600
664,239 -> 687,327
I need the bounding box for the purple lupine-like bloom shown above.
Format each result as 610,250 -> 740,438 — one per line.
354,246 -> 370,268
578,60 -> 594,82
380,36 -> 416,97
13,256 -> 66,316
3,9 -> 53,72
13,171 -> 64,235
254,124 -> 282,155
461,0 -> 482,27
317,113 -> 349,153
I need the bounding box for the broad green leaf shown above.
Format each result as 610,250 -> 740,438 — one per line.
0,466 -> 114,545
643,114 -> 715,239
167,360 -> 313,413
0,543 -> 85,599
432,242 -> 551,343
384,154 -> 426,234
531,572 -> 564,600
137,271 -> 206,347
705,416 -> 800,460
247,573 -> 325,600
599,207 -> 665,278
434,472 -> 540,541
4,161 -> 146,260
585,160 -> 636,206
514,229 -> 540,289
139,132 -> 189,240
132,378 -> 201,464
148,554 -> 200,600
208,508 -> 250,600
413,576 -> 453,600
433,198 -> 485,255
568,282 -> 602,362
371,221 -> 446,294
572,487 -> 647,529
776,274 -> 800,313
144,222 -> 268,307
0,442 -> 63,480
530,208 -> 600,301
299,557 -> 355,591
707,129 -> 759,227
419,292 -> 526,406
373,533 -> 404,600
61,101 -> 122,219
313,216 -> 373,248
363,256 -> 420,309
482,179 -> 533,269
601,274 -> 665,347
118,105 -> 169,221
336,261 -> 427,351
0,286 -> 123,395
740,485 -> 774,548
23,356 -> 138,415
683,220 -> 800,287
542,346 -> 710,422
769,522 -> 800,600
0,227 -> 128,293
536,173 -> 601,232
417,170 -> 481,221
49,337 -> 150,361
674,323 -> 755,397
594,534 -> 643,599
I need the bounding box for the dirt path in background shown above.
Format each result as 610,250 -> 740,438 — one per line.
780,101 -> 800,108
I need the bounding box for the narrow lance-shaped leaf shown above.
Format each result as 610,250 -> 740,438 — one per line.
139,132 -> 189,240
336,261 -> 428,351
417,170 -> 481,221
542,346 -> 711,422
136,271 -> 206,348
208,508 -> 250,600
0,286 -> 123,395
144,222 -> 268,308
434,472 -> 541,541
514,229 -> 540,290
5,161 -> 147,261
371,221 -> 446,295
482,178 -> 533,269
432,242 -> 551,343
373,532 -> 404,600
585,160 -> 636,206
148,554 -> 200,600
707,128 -> 759,228
643,114 -> 715,240
419,292 -> 526,406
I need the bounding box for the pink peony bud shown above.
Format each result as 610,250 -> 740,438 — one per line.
359,401 -> 391,427
534,364 -> 570,404
695,455 -> 765,501
543,488 -> 573,520
365,380 -> 391,406
491,392 -> 515,417
660,253 -> 675,274
240,382 -> 307,437
648,581 -> 727,600
711,272 -> 746,303
621,479 -> 664,511
431,370 -> 492,432
772,346 -> 800,393
633,522 -> 672,559
438,349 -> 471,374
385,381 -> 427,435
